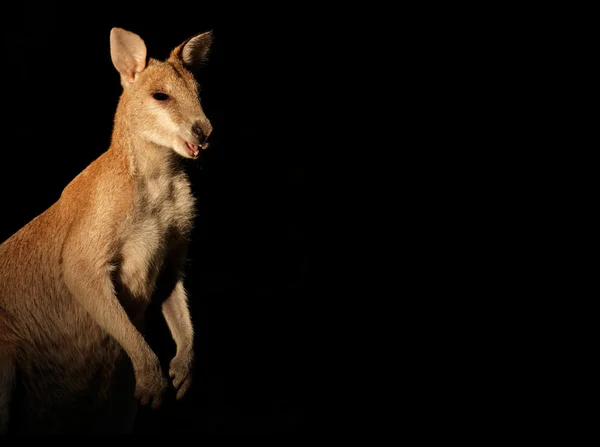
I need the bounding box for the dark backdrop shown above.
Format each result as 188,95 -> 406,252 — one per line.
1,1 -> 311,435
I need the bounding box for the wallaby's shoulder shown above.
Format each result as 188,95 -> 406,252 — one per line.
60,148 -> 134,212
62,147 -> 132,193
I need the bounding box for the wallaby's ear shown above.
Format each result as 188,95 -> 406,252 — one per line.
170,30 -> 213,71
110,27 -> 147,86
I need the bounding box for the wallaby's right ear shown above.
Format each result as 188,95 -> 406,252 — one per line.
110,28 -> 147,87
170,31 -> 213,72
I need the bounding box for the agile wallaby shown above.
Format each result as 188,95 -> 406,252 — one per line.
0,27 -> 213,434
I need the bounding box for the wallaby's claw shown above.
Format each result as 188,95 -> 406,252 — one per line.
169,353 -> 193,400
135,362 -> 168,409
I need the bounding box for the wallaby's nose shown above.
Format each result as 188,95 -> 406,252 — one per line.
192,122 -> 210,144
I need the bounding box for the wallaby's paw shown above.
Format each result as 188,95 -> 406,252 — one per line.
169,352 -> 193,400
135,363 -> 169,409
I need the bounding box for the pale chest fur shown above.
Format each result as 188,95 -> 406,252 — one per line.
116,173 -> 195,301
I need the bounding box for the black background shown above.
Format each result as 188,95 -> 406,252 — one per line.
1,1 -> 315,435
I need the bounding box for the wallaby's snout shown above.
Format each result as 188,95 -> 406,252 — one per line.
192,121 -> 212,148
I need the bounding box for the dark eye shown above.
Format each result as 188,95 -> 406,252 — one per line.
152,92 -> 169,101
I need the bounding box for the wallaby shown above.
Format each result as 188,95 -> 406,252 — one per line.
0,27 -> 213,434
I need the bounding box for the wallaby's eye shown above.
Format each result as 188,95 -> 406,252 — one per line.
152,92 -> 169,101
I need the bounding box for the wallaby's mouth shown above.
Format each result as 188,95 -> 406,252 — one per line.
177,136 -> 209,159
185,142 -> 200,158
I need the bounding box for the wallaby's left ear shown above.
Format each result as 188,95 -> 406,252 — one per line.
170,30 -> 213,71
110,27 -> 147,87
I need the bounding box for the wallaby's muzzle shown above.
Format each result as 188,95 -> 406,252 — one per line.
192,121 -> 212,149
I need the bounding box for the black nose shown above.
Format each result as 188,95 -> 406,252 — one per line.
192,123 -> 207,144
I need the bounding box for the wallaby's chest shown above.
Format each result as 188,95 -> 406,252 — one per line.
116,175 -> 195,301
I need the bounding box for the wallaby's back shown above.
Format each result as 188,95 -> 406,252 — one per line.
0,149 -> 138,434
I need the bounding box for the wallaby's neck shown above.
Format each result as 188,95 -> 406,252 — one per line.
109,96 -> 185,180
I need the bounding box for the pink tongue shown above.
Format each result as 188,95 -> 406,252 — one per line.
186,142 -> 199,155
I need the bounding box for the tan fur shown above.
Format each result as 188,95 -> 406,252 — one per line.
0,28 -> 213,434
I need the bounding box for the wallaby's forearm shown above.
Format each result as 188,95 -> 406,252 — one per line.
162,280 -> 194,354
63,265 -> 158,370
63,262 -> 167,408
162,280 -> 194,399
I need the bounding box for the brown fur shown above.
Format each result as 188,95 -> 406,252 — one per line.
0,28 -> 213,434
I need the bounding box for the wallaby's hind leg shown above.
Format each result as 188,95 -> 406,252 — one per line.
0,353 -> 16,434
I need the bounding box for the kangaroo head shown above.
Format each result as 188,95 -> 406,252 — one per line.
110,27 -> 213,159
